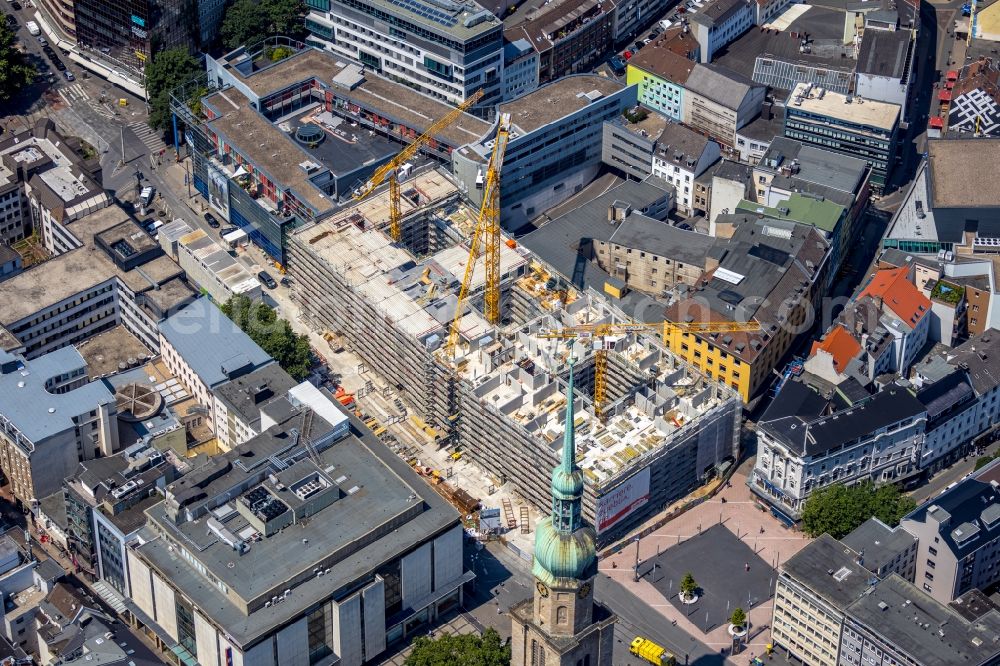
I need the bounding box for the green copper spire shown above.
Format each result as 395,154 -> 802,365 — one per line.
531,355 -> 597,586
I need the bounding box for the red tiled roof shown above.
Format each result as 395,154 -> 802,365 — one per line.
929,116 -> 944,128
860,267 -> 931,329
810,325 -> 862,373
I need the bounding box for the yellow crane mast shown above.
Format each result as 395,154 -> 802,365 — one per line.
353,89 -> 484,242
540,320 -> 761,419
445,113 -> 512,357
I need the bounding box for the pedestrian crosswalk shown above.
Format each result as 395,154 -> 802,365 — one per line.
129,121 -> 167,155
87,99 -> 115,119
57,83 -> 89,106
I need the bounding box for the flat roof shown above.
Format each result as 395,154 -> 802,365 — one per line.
689,0 -> 750,27
138,413 -> 459,644
760,136 -> 869,194
856,28 -> 911,78
607,214 -> 714,265
782,534 -> 876,611
736,192 -> 845,233
286,108 -> 399,178
157,298 -> 274,390
76,326 -> 153,378
846,575 -> 1000,666
220,49 -> 490,148
213,364 -> 298,426
841,517 -> 916,575
501,75 -> 625,134
787,82 -> 901,130
927,138 -> 1000,209
0,206 -> 129,325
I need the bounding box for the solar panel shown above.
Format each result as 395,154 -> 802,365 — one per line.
389,0 -> 459,25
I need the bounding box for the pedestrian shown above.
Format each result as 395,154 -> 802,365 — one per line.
760,526 -> 765,534
745,562 -> 750,572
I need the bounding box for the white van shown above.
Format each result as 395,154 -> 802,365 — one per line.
139,186 -> 154,207
26,21 -> 41,36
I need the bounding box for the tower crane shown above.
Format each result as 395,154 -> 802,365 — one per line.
353,89 -> 484,242
445,112 -> 512,357
539,320 -> 761,419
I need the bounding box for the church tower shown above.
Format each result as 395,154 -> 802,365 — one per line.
510,359 -> 617,666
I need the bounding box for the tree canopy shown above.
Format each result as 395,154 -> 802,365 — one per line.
145,47 -> 201,131
221,295 -> 313,380
800,481 -> 916,539
405,628 -> 511,666
221,0 -> 306,51
730,607 -> 746,628
0,22 -> 34,103
680,572 -> 697,596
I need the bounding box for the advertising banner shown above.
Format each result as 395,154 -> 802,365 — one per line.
595,467 -> 650,534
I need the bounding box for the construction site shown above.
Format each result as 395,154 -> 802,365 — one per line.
286,165 -> 741,546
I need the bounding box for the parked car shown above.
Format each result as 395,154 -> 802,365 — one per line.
5,14 -> 16,27
10,0 -> 22,9
608,54 -> 627,76
203,212 -> 220,228
633,40 -> 644,51
280,276 -> 293,287
37,36 -> 47,46
46,74 -> 56,84
258,271 -> 278,289
623,50 -> 633,60
219,225 -> 237,237
63,70 -> 74,81
53,60 -> 66,71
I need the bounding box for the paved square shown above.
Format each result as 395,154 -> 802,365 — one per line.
645,524 -> 776,633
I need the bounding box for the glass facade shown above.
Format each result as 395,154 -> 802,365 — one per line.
307,606 -> 333,665
74,0 -> 196,75
95,518 -> 127,594
176,596 -> 198,658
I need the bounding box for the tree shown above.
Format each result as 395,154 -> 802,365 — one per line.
0,22 -> 34,103
145,47 -> 201,131
405,628 -> 510,666
222,295 -> 313,380
730,607 -> 747,629
801,481 -> 916,539
680,572 -> 697,597
221,0 -> 306,51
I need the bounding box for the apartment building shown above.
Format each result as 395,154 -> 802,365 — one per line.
305,0 -> 504,108
664,216 -> 831,401
626,28 -> 700,121
688,0 -> 754,63
772,534 -> 875,666
211,364 -> 299,451
841,517 -> 917,582
0,119 -> 109,252
0,347 -> 118,504
683,63 -> 766,147
124,398 -> 467,666
651,123 -> 720,213
453,75 -> 635,231
900,478 -> 1000,604
784,83 -> 901,191
157,298 -> 275,425
750,380 -> 926,520
839,573 -> 1000,666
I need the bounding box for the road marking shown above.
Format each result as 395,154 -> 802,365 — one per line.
128,122 -> 167,154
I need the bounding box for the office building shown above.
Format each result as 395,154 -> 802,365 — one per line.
0,205 -> 194,359
157,298 -> 275,425
0,247 -> 21,283
0,119 -> 109,251
900,478 -> 1000,603
664,216 -> 831,401
158,220 -> 262,305
502,38 -> 540,101
784,82 -> 901,191
212,364 -> 299,451
688,0 -> 754,63
180,43 -> 490,262
734,103 -> 784,164
0,347 -> 119,504
854,26 -> 916,118
841,518 -> 917,582
772,534 -> 877,666
840,574 -> 1000,666
509,362 -> 617,666
751,380 -> 926,521
305,0 -> 504,108
883,139 -> 1000,256
124,394 -> 469,666
682,63 -> 766,147
73,0 -> 194,75
626,29 -> 699,122
453,75 -> 634,231
503,0 -> 613,85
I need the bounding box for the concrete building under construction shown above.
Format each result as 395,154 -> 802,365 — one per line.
287,167 -> 740,545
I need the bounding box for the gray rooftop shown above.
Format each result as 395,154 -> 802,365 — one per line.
945,329 -> 1000,395
607,215 -> 714,265
841,517 -> 915,577
685,63 -> 761,111
157,298 -> 273,390
845,574 -> 1000,666
654,121 -> 715,169
213,364 -> 299,428
759,136 -> 868,194
904,478 -> 1000,557
689,0 -> 750,27
782,534 -> 876,611
856,28 -> 911,79
136,408 -> 460,645
0,347 -> 115,445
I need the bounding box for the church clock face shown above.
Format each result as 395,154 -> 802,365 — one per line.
578,583 -> 591,599
536,581 -> 550,597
